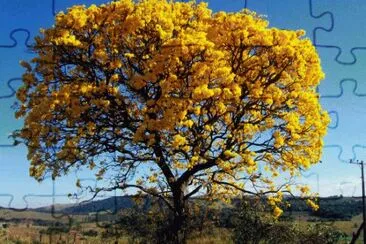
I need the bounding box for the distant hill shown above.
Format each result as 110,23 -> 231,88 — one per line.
33,196 -> 136,215
30,195 -> 364,220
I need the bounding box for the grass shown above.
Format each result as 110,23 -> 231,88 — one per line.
0,224 -> 131,244
187,228 -> 233,244
0,209 -> 86,223
0,225 -> 233,244
0,210 -> 364,243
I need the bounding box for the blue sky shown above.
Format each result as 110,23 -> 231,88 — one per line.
0,0 -> 364,208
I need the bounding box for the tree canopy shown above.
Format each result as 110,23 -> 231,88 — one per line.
15,0 -> 329,240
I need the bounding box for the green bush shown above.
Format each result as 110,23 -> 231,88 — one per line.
233,198 -> 347,244
82,229 -> 98,237
298,223 -> 347,244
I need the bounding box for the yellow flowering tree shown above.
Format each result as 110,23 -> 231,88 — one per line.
15,0 -> 329,242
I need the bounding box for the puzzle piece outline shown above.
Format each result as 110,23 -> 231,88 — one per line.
313,1 -> 366,65
0,29 -> 32,49
0,176 -> 103,231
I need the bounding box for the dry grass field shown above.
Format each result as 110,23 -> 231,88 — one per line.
0,204 -> 362,243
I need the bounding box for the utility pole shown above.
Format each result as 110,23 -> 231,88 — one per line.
350,159 -> 366,244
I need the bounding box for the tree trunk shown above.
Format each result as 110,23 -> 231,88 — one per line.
164,186 -> 188,244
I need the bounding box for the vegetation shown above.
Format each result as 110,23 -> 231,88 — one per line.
233,199 -> 348,244
0,196 -> 358,243
283,196 -> 363,221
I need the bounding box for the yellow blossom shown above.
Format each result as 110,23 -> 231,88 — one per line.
172,134 -> 187,148
16,0 -> 328,223
273,206 -> 283,218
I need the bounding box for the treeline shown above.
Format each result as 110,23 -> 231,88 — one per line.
284,196 -> 363,220
0,217 -> 64,227
98,198 -> 348,243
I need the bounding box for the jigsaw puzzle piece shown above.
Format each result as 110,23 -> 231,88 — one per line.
321,80 -> 366,162
0,149 -> 79,211
0,29 -> 31,48
245,0 -> 331,43
0,0 -> 54,45
0,34 -> 34,146
0,78 -> 23,147
313,0 -> 366,64
0,175 -> 100,228
317,47 -> 366,96
0,149 -> 72,225
0,31 -> 33,76
316,146 -> 361,196
0,176 -> 57,211
0,33 -> 35,147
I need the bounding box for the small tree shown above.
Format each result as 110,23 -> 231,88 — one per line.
15,0 -> 329,242
233,198 -> 272,244
233,199 -> 346,244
